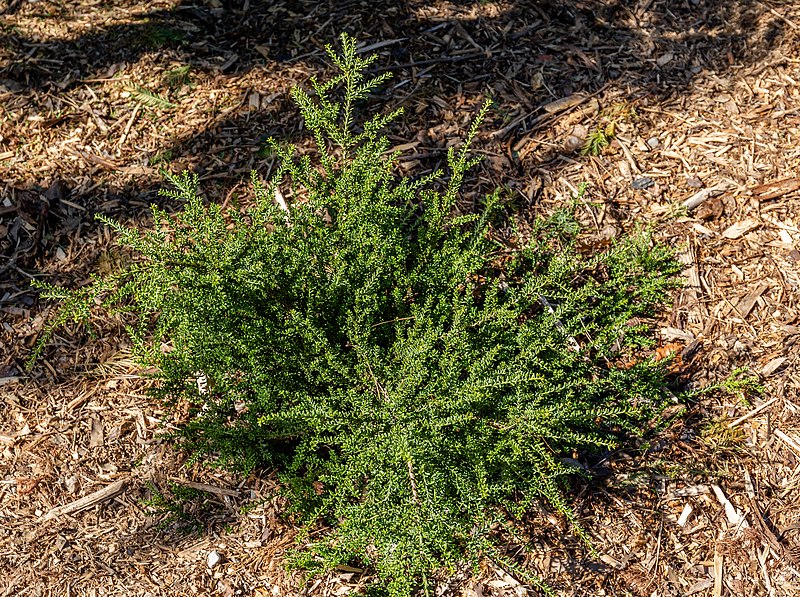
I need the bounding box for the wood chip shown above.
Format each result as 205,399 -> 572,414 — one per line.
713,550 -> 724,597
735,283 -> 768,318
686,578 -> 714,595
89,417 -> 104,448
722,219 -> 759,239
711,484 -> 749,528
599,553 -> 624,569
677,503 -> 693,527
356,38 -> 407,54
668,484 -> 710,498
661,327 -> 696,342
761,356 -> 788,376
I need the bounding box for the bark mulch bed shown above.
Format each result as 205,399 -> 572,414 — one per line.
2,0 -> 800,595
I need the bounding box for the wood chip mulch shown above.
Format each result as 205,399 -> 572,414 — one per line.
2,0 -> 800,595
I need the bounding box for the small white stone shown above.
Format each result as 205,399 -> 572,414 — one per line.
207,550 -> 223,569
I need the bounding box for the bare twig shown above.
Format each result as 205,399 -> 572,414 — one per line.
168,477 -> 240,498
538,294 -> 581,352
774,428 -> 800,457
117,104 -> 141,149
0,256 -> 17,276
728,397 -> 778,428
378,51 -> 486,71
683,181 -> 733,210
42,479 -> 127,521
407,459 -> 420,505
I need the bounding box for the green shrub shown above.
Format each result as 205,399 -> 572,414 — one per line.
35,34 -> 681,595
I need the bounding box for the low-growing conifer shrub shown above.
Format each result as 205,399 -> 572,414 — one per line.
35,34 -> 681,595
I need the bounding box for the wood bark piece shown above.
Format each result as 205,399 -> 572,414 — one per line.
676,238 -> 705,326
761,356 -> 788,376
735,283 -> 768,318
542,94 -> 586,114
41,479 -> 127,522
355,38 -> 407,55
751,177 -> 800,200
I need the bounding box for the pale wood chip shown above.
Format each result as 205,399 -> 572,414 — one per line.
599,553 -> 624,569
89,417 -> 104,448
668,484 -> 710,498
761,356 -> 789,376
711,484 -> 749,528
686,578 -> 714,594
713,550 -> 724,597
677,503 -> 693,527
722,219 -> 759,239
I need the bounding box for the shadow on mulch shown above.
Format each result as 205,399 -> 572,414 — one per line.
2,0 -> 785,95
1,0 -> 787,280
2,0 -> 789,167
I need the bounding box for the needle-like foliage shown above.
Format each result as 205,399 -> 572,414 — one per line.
34,34 -> 681,595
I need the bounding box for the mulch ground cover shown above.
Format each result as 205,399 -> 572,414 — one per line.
2,0 -> 800,594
